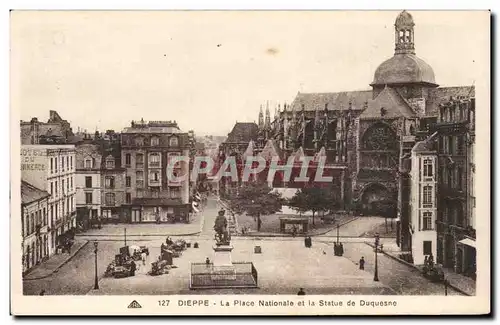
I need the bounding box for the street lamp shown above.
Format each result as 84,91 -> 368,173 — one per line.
336,224 -> 340,243
374,233 -> 380,282
93,241 -> 99,290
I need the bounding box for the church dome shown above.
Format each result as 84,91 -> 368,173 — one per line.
371,54 -> 437,86
371,11 -> 438,87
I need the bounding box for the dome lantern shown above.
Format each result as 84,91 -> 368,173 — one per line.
395,10 -> 415,55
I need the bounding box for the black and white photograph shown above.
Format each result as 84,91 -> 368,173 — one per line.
10,9 -> 490,315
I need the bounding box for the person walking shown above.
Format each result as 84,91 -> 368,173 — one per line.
141,251 -> 147,266
297,288 -> 306,295
359,257 -> 365,270
130,260 -> 137,277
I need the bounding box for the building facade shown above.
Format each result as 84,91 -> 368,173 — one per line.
21,181 -> 50,274
435,96 -> 476,277
75,142 -> 102,228
409,138 -> 438,265
121,120 -> 191,223
21,145 -> 77,256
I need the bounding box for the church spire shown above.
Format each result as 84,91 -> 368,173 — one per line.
265,101 -> 271,128
258,105 -> 264,128
394,10 -> 415,55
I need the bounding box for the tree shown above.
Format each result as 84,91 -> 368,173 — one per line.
227,182 -> 283,231
371,199 -> 397,233
288,187 -> 332,225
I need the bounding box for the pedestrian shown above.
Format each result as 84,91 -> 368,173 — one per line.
292,226 -> 297,238
206,257 -> 210,265
39,290 -> 45,296
359,257 -> 365,270
297,288 -> 306,296
141,251 -> 147,266
424,255 -> 428,266
428,253 -> 434,268
130,260 -> 137,277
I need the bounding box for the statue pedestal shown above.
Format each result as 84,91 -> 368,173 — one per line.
212,245 -> 235,280
213,245 -> 233,267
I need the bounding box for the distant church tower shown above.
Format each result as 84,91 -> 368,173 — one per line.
258,105 -> 264,128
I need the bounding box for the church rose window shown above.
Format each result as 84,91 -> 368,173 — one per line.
362,123 -> 398,151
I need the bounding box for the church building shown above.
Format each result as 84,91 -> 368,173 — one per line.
221,11 -> 476,257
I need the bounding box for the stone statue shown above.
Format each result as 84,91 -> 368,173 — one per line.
214,209 -> 231,246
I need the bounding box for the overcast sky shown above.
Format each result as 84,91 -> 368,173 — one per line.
11,11 -> 489,136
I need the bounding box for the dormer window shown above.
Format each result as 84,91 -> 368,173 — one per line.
84,158 -> 93,169
169,136 -> 179,147
106,157 -> 115,169
151,137 -> 160,146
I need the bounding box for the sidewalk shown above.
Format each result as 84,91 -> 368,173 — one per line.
75,209 -> 205,238
23,240 -> 89,281
366,242 -> 476,296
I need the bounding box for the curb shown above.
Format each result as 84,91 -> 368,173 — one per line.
364,242 -> 473,296
23,241 -> 90,281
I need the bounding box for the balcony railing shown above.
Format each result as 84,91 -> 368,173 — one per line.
148,179 -> 161,186
136,162 -> 144,169
149,161 -> 161,168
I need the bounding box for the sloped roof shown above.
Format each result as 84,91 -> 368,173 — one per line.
426,86 -> 475,116
226,122 -> 259,143
21,181 -> 50,205
360,86 -> 416,119
288,90 -> 372,112
412,140 -> 436,153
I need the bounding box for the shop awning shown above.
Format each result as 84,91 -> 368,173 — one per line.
458,238 -> 476,249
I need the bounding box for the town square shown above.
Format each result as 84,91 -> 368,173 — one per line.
15,10 -> 482,298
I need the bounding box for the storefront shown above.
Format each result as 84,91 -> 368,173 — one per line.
457,237 -> 476,279
130,198 -> 190,223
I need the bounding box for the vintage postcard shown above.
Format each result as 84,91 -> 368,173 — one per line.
10,10 -> 490,316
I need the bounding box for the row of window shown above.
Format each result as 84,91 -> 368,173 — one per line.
439,135 -> 466,156
23,207 -> 47,237
129,136 -> 179,147
439,102 -> 473,124
50,155 -> 74,174
84,157 -> 115,169
97,187 -> 182,206
124,152 -> 181,167
50,176 -> 74,198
